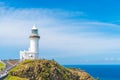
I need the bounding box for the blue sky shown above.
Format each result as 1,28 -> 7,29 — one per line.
1,0 -> 120,64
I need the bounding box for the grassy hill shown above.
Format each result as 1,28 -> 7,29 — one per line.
5,59 -> 94,80
0,61 -> 5,71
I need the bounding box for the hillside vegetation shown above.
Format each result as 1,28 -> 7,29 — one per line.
0,61 -> 5,71
5,59 -> 94,80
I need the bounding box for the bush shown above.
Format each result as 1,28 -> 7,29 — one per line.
0,62 -> 5,71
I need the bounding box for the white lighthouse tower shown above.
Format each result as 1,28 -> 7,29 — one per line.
29,26 -> 40,59
20,26 -> 40,61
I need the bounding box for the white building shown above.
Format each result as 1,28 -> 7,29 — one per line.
20,26 -> 40,61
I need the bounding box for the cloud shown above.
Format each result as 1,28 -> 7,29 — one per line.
105,57 -> 120,61
1,7 -> 120,63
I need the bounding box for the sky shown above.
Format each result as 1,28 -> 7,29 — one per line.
1,0 -> 120,64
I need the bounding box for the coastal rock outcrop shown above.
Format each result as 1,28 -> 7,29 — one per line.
5,59 -> 94,80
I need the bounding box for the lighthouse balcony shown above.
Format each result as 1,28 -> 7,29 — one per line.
29,34 -> 40,38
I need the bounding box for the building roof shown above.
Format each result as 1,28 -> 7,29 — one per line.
32,25 -> 37,30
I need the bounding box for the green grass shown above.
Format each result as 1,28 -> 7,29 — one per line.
0,62 -> 5,71
4,75 -> 28,80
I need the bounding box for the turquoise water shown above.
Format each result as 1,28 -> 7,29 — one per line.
64,65 -> 120,80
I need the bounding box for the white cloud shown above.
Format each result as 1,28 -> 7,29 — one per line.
105,57 -> 120,61
1,7 -> 120,59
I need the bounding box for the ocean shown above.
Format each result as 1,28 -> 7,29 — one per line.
64,65 -> 120,80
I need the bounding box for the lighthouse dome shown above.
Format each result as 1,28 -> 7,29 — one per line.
32,25 -> 37,30
31,26 -> 38,35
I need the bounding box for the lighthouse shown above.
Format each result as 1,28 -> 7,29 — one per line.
20,26 -> 40,61
29,26 -> 40,59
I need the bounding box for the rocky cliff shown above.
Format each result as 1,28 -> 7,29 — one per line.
5,59 -> 94,80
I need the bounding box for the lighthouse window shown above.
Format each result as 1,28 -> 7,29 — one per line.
32,29 -> 38,34
31,55 -> 33,57
29,54 -> 33,57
